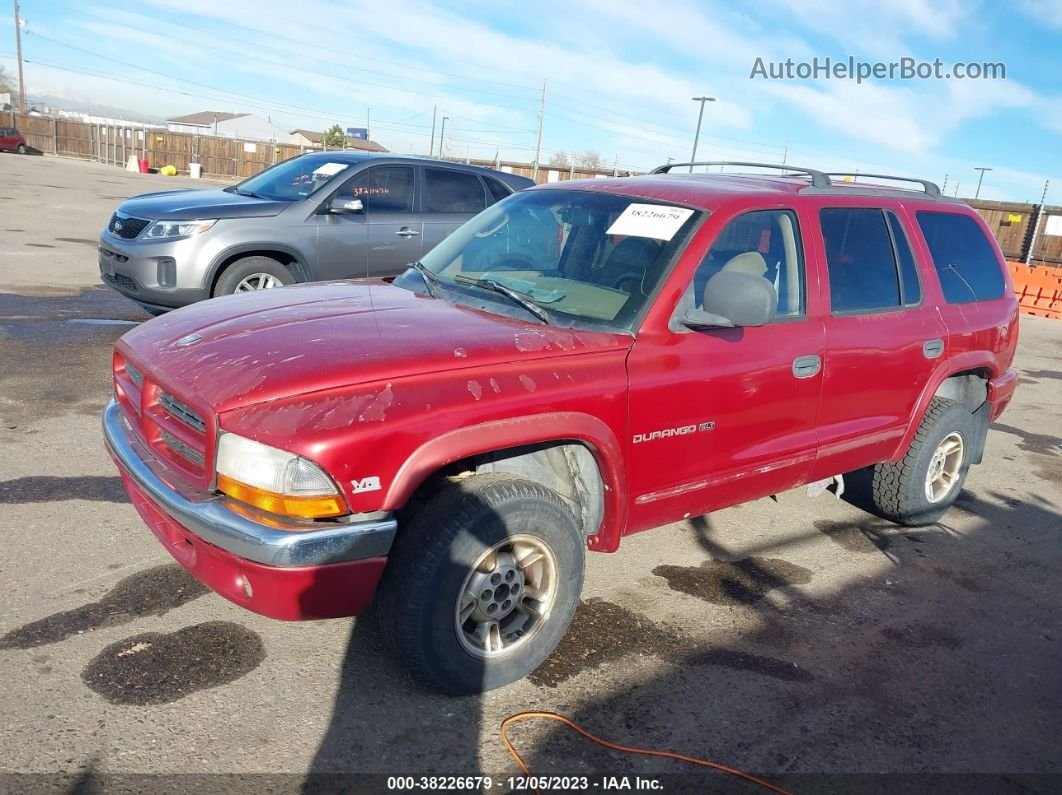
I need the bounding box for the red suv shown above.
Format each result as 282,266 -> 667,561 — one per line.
103,162 -> 1019,693
0,126 -> 27,154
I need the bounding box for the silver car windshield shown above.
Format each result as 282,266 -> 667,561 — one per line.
234,156 -> 352,201
404,189 -> 703,331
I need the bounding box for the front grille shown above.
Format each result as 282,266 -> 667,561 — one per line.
159,391 -> 206,433
103,272 -> 138,292
108,212 -> 150,240
124,361 -> 144,388
161,430 -> 205,467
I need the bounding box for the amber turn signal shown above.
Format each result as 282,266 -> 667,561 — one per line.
217,474 -> 347,520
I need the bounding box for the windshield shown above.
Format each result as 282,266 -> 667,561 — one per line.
233,155 -> 353,201
394,189 -> 702,331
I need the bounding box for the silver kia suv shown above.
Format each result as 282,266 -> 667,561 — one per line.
98,152 -> 534,313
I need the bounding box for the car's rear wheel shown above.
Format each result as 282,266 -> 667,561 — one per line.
213,256 -> 294,297
870,397 -> 974,526
16,143 -> 26,154
377,473 -> 585,694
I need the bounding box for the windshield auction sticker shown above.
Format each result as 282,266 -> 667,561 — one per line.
607,203 -> 695,240
312,162 -> 350,177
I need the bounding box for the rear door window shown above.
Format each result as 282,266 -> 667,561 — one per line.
885,211 -> 922,306
916,211 -> 1006,304
485,177 -> 512,204
820,208 -> 902,313
424,168 -> 488,214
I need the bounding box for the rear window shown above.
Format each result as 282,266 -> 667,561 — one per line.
485,177 -> 512,204
820,208 -> 902,313
916,211 -> 1006,304
424,168 -> 487,214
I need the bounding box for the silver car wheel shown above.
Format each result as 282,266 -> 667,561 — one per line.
925,432 -> 964,503
455,534 -> 558,659
234,273 -> 283,292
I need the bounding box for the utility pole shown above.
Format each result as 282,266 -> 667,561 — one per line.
13,0 -> 26,113
367,107 -> 371,141
1025,180 -> 1050,265
533,80 -> 546,181
689,96 -> 716,172
428,105 -> 437,158
973,166 -> 993,199
941,174 -> 948,193
438,116 -> 449,158
782,141 -> 788,166
954,180 -> 960,198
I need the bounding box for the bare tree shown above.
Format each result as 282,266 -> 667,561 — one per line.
574,150 -> 604,170
547,151 -> 571,168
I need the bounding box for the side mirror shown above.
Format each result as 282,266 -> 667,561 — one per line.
330,198 -> 364,214
683,269 -> 778,329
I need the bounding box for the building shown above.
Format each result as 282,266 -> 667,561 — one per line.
289,128 -> 388,152
167,111 -> 296,143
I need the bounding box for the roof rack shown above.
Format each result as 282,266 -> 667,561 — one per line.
650,161 -> 831,189
823,173 -> 941,197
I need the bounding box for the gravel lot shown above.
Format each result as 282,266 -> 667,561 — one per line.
1,154 -> 1060,794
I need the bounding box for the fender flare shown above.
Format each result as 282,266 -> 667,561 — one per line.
383,412 -> 628,552
891,352 -> 998,461
206,243 -> 311,290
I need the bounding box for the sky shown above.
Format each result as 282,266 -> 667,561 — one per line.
1,0 -> 1059,202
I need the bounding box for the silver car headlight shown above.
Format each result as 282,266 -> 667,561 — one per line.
141,219 -> 218,240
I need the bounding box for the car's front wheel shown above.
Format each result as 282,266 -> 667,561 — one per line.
377,474 -> 585,694
213,256 -> 294,297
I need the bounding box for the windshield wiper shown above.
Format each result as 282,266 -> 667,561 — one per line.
407,261 -> 441,298
453,274 -> 552,324
234,187 -> 266,199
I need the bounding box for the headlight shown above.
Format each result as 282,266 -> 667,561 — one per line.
142,219 -> 217,240
215,433 -> 347,520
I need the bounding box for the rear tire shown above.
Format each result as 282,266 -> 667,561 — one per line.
377,474 -> 585,694
213,256 -> 294,297
870,397 -> 974,526
16,143 -> 26,154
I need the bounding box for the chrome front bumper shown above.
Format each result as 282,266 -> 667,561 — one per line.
102,400 -> 397,567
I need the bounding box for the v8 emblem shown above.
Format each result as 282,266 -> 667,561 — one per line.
351,476 -> 382,494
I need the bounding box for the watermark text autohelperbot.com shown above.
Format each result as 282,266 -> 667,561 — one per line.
750,56 -> 1006,83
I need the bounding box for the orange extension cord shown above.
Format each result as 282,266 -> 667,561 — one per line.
500,711 -> 795,795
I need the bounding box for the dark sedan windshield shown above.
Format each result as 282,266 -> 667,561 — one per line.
233,156 -> 353,201
395,189 -> 703,331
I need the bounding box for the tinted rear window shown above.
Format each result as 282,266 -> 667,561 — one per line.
424,168 -> 487,214
886,211 -> 922,306
916,211 -> 1005,304
821,208 -> 901,313
485,177 -> 512,204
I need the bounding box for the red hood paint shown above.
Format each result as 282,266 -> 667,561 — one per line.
116,280 -> 632,413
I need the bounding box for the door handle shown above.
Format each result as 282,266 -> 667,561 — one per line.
396,228 -> 420,238
792,355 -> 821,379
923,338 -> 944,359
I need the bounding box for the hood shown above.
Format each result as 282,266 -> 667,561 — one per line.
118,188 -> 291,220
116,281 -> 632,414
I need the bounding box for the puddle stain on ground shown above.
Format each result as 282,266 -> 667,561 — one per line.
55,237 -> 98,246
991,422 -> 1061,457
530,597 -> 813,688
652,557 -> 813,607
814,519 -> 894,555
686,648 -> 814,683
880,622 -> 964,651
0,564 -> 208,650
0,475 -> 129,504
1021,368 -> 1062,382
529,598 -> 681,687
82,622 -> 265,705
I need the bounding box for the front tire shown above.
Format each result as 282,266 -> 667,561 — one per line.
213,256 -> 294,297
870,397 -> 974,526
377,474 -> 585,694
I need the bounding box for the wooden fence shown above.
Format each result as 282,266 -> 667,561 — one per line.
4,110 -> 1059,265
